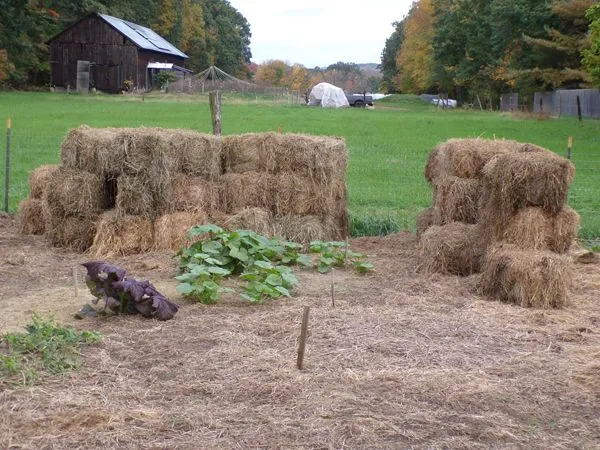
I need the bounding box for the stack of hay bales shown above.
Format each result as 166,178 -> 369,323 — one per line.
418,138 -> 579,308
19,127 -> 348,255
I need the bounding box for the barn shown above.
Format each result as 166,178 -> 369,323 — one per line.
48,12 -> 190,93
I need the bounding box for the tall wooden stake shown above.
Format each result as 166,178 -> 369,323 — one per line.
209,91 -> 222,136
567,136 -> 573,160
4,116 -> 11,212
297,306 -> 310,370
576,95 -> 582,122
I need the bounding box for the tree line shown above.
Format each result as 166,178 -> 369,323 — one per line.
252,60 -> 381,94
0,0 -> 251,87
380,0 -> 600,106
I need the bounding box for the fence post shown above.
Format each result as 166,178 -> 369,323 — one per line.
576,95 -> 582,122
209,91 -> 222,136
4,116 -> 11,213
567,136 -> 573,160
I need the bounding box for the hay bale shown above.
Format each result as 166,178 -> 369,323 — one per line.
168,174 -> 220,213
273,215 -> 337,243
218,172 -> 272,213
43,205 -> 97,252
480,152 -> 575,233
222,133 -> 347,183
18,198 -> 45,235
162,130 -> 222,179
478,244 -> 572,308
420,222 -> 486,275
28,165 -> 59,199
433,176 -> 481,224
118,127 -> 172,175
495,207 -> 579,254
154,212 -> 209,251
425,138 -> 549,183
90,211 -> 154,257
416,207 -> 436,238
116,173 -> 163,218
223,207 -> 274,236
61,126 -> 123,175
270,173 -> 342,218
44,168 -> 103,217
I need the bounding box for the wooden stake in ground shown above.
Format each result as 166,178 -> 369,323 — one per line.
209,91 -> 222,136
567,136 -> 573,160
297,306 -> 310,370
4,116 -> 11,213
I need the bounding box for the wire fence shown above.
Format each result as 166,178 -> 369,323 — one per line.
1,119 -> 599,240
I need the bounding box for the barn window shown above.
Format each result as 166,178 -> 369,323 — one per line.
102,174 -> 118,209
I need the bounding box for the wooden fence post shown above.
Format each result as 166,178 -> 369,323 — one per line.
567,136 -> 573,160
297,306 -> 310,370
4,116 -> 11,212
576,95 -> 582,122
209,91 -> 222,136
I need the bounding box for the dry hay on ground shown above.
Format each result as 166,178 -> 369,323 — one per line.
154,212 -> 209,251
28,164 -> 59,199
478,244 -> 572,308
1,221 -> 600,449
43,168 -> 103,217
433,176 -> 481,224
18,199 -> 45,235
90,211 -> 153,257
168,175 -> 220,214
494,207 -> 580,253
424,138 -> 548,183
416,207 -> 436,238
43,210 -> 97,252
223,133 -> 347,182
419,222 -> 486,275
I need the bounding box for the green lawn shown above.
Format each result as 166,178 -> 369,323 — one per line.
1,92 -> 598,238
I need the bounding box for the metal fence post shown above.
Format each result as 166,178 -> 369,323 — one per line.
4,116 -> 11,212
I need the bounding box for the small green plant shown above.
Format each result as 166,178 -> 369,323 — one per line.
154,71 -> 177,89
0,315 -> 101,386
175,225 -> 373,304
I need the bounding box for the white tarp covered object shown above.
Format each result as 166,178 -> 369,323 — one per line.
307,82 -> 350,108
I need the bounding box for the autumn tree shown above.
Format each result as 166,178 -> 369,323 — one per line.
255,60 -> 291,86
286,64 -> 310,92
395,0 -> 435,93
153,0 -> 177,37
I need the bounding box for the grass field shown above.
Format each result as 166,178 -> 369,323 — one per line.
0,91 -> 598,238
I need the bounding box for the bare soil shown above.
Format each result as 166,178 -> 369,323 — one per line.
1,212 -> 599,449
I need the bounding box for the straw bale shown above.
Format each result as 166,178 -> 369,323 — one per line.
162,130 -> 222,179
425,138 -> 550,184
273,215 -> 337,243
154,212 -> 209,251
480,152 -> 575,233
223,207 -> 274,236
168,174 -> 220,213
433,176 -> 481,224
28,165 -> 59,199
43,205 -> 97,252
116,174 -> 157,218
222,133 -> 347,183
495,207 -> 579,254
270,173 -> 342,218
420,222 -> 486,275
478,244 -> 572,308
416,207 -> 436,238
90,211 -> 154,257
61,126 -> 123,175
18,199 -> 45,235
119,127 -> 173,175
44,168 -> 103,217
219,172 -> 272,213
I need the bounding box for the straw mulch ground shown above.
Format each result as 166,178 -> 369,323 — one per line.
1,216 -> 599,449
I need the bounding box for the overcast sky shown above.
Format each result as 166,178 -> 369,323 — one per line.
227,0 -> 414,68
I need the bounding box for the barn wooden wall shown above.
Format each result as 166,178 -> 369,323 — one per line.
49,15 -> 185,92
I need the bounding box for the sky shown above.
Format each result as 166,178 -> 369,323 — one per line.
227,0 -> 414,68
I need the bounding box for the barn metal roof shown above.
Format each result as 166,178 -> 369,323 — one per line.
98,13 -> 188,59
